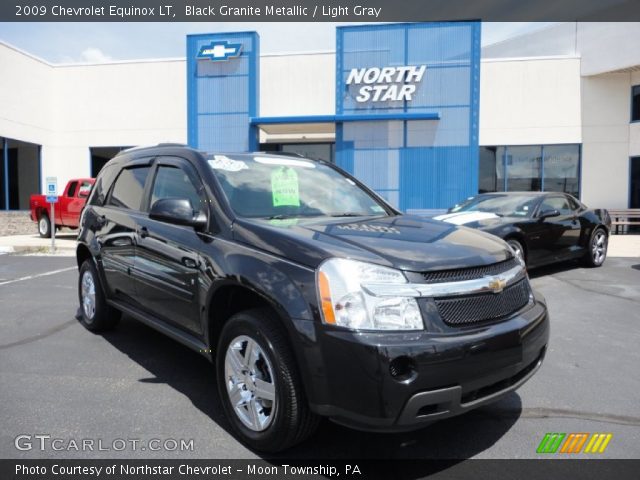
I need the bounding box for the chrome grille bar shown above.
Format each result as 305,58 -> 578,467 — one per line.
362,264 -> 526,298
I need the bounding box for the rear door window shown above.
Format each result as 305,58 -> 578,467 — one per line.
106,167 -> 151,211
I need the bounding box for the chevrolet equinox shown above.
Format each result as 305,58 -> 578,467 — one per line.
76,144 -> 549,452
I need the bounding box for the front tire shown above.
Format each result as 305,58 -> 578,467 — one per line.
506,238 -> 526,265
78,260 -> 121,331
584,227 -> 608,267
216,309 -> 319,452
38,214 -> 51,238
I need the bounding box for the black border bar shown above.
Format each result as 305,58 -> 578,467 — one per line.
2,0 -> 640,22
3,459 -> 640,480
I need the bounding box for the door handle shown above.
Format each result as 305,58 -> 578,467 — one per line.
111,237 -> 133,247
95,215 -> 106,227
181,257 -> 198,269
137,226 -> 149,239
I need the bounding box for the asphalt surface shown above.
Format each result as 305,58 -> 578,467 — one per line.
0,254 -> 639,461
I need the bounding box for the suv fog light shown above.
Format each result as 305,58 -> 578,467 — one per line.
389,356 -> 417,383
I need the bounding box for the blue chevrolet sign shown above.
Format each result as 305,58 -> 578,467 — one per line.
197,41 -> 243,61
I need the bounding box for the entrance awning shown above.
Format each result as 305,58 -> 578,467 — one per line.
250,112 -> 440,128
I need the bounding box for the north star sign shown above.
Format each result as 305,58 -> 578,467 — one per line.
346,65 -> 426,102
197,41 -> 243,61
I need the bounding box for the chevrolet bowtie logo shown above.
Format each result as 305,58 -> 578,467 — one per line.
487,277 -> 507,293
197,41 -> 243,61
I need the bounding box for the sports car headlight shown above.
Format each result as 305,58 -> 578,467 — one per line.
317,258 -> 423,331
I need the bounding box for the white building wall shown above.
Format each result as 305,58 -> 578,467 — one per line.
0,42 -> 187,194
580,73 -> 631,208
48,59 -> 187,188
578,23 -> 640,76
479,57 -> 582,146
0,44 -> 53,147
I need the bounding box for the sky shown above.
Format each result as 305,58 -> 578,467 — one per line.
0,22 -> 557,63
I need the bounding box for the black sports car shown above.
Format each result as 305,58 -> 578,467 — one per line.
435,192 -> 611,268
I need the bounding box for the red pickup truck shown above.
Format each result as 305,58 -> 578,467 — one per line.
30,178 -> 95,237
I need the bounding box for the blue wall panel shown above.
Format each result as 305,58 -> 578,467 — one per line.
187,32 -> 259,152
336,22 -> 481,211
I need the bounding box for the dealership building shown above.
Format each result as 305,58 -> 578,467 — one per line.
1,22 -> 639,212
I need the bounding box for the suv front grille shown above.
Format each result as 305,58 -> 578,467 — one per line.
421,257 -> 520,284
435,278 -> 531,326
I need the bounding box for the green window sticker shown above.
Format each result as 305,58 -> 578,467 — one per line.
271,167 -> 300,207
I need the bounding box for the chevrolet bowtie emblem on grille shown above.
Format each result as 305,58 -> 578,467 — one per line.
487,277 -> 507,293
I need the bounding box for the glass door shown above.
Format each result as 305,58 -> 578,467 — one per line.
631,157 -> 640,208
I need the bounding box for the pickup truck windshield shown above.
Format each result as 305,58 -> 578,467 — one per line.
208,154 -> 390,219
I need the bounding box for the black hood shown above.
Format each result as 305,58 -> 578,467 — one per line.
232,214 -> 512,272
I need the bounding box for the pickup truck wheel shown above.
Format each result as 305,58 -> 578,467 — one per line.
216,309 -> 319,452
38,214 -> 51,238
78,260 -> 121,331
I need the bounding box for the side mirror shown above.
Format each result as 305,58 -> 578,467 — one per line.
149,198 -> 207,230
538,209 -> 560,220
78,189 -> 90,198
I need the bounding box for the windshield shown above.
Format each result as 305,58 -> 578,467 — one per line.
450,194 -> 540,217
207,154 -> 391,219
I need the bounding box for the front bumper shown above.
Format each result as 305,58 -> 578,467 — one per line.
308,293 -> 549,432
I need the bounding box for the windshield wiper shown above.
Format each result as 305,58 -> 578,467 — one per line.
329,213 -> 371,217
266,214 -> 299,220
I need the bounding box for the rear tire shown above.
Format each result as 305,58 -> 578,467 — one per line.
583,227 -> 608,267
78,259 -> 121,331
38,214 -> 51,238
216,308 -> 319,452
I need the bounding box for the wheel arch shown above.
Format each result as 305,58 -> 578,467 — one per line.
76,243 -> 93,270
36,206 -> 48,219
204,281 -> 319,406
205,282 -> 295,354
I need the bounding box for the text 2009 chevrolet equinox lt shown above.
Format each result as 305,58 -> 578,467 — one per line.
76,144 -> 549,452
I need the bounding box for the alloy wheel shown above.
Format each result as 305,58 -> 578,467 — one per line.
592,230 -> 607,265
224,335 -> 277,432
81,270 -> 96,321
508,240 -> 524,264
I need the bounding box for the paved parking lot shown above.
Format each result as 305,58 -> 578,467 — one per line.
0,253 -> 639,460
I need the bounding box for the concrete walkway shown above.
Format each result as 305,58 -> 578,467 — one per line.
0,231 -> 638,258
0,233 -> 77,256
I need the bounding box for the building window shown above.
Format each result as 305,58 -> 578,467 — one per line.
479,144 -> 580,198
505,146 -> 542,192
542,145 -> 580,197
633,85 -> 640,122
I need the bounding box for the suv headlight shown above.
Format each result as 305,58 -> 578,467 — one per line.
317,258 -> 423,331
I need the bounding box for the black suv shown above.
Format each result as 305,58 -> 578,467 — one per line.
77,145 -> 549,452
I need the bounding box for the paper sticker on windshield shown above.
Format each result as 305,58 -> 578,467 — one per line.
208,155 -> 248,172
271,167 -> 300,207
269,218 -> 299,228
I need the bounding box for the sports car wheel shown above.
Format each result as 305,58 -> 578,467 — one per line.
506,239 -> 526,265
584,228 -> 608,267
